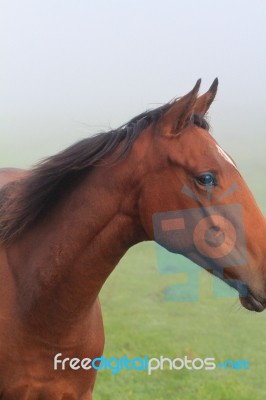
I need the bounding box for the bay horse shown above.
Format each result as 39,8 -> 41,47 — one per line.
0,79 -> 265,399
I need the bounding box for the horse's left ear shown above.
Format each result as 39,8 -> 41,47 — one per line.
194,78 -> 218,116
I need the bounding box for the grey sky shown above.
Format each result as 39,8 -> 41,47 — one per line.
1,0 -> 265,176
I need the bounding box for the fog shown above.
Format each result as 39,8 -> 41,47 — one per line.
1,0 -> 265,192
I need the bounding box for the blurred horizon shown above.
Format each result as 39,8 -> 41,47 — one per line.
1,0 -> 265,210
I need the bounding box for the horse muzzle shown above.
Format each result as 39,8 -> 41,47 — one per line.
240,290 -> 266,312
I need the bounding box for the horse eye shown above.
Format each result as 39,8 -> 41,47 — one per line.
196,172 -> 216,186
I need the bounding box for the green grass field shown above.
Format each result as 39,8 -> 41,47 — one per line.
95,159 -> 266,400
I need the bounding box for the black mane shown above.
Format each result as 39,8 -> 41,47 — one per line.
0,103 -> 209,243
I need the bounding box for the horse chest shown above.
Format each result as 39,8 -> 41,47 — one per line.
0,258 -> 103,399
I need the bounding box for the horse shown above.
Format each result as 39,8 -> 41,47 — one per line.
0,79 -> 265,399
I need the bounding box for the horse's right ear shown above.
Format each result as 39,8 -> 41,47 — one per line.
194,78 -> 218,116
159,79 -> 201,136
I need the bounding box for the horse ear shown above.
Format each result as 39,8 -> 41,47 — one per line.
159,79 -> 201,135
194,78 -> 218,116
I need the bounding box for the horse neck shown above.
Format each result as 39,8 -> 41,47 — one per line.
7,158 -> 148,333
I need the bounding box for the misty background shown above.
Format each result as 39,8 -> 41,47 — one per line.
1,0 -> 265,210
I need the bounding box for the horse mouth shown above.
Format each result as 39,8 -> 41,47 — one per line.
240,291 -> 266,312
